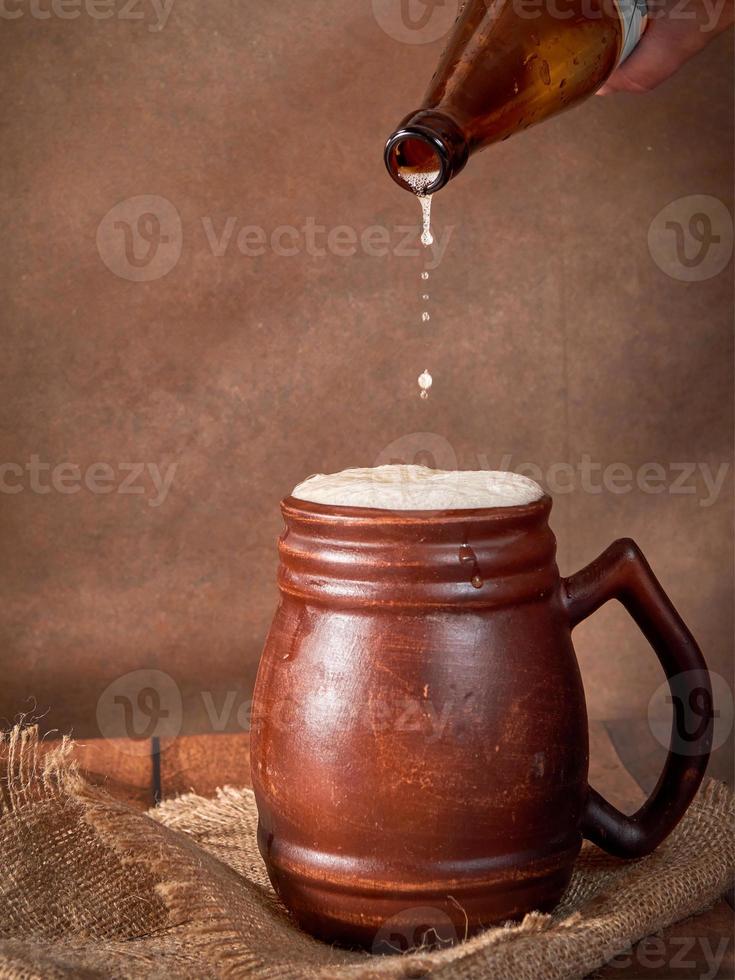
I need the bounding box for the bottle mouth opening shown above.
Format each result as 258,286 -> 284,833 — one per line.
384,131 -> 449,195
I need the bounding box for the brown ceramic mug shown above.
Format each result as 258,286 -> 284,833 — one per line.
251,489 -> 712,949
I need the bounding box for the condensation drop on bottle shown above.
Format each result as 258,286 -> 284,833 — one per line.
422,312 -> 430,322
421,271 -> 429,280
422,293 -> 429,300
418,369 -> 433,400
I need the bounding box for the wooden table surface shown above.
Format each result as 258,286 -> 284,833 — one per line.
44,723 -> 734,978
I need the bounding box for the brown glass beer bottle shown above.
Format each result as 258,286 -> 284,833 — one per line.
385,0 -> 647,194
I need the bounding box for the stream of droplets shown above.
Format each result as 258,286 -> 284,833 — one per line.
401,170 -> 438,400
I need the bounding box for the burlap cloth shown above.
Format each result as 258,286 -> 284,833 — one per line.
0,727 -> 732,980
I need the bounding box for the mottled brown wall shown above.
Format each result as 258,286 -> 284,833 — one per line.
1,2 -> 732,748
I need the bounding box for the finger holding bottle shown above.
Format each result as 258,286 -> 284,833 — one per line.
597,0 -> 735,94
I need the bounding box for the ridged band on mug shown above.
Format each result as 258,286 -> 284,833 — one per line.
277,496 -> 560,609
260,823 -> 582,897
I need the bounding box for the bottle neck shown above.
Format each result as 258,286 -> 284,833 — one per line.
384,110 -> 469,195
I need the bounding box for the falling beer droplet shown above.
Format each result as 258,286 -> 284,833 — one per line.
420,198 -> 434,246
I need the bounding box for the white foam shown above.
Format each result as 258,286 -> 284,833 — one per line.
401,169 -> 438,195
291,465 -> 544,512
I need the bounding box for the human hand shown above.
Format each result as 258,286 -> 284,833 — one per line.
597,0 -> 735,93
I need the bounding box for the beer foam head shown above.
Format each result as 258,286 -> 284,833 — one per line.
291,465 -> 544,512
401,169 -> 439,195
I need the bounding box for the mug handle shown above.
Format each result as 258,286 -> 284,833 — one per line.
563,538 -> 713,859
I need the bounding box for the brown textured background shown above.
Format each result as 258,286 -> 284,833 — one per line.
0,2 -> 732,766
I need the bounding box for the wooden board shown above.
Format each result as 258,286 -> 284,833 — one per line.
158,732 -> 251,799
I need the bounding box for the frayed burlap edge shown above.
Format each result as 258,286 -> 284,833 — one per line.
0,726 -> 348,979
1,725 -> 733,980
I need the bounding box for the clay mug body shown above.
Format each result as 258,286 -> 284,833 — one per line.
251,492 -> 712,949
